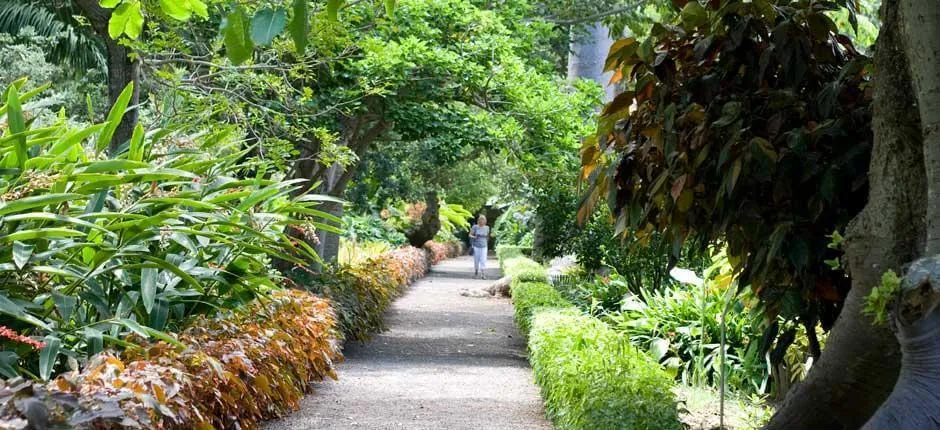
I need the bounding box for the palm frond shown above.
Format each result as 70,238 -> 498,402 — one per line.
0,0 -> 105,72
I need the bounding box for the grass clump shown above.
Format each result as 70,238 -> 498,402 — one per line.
503,256 -> 544,278
529,309 -> 682,430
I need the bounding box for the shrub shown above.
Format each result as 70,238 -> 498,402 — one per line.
529,309 -> 682,430
510,281 -> 570,335
496,245 -> 532,266
503,257 -> 544,279
0,82 -> 328,380
493,204 -> 533,246
0,290 -> 343,429
343,213 -> 408,246
290,246 -> 430,341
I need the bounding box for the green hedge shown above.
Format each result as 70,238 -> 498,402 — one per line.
505,259 -> 681,430
496,245 -> 532,267
529,309 -> 682,430
510,280 -> 571,334
503,256 -> 544,278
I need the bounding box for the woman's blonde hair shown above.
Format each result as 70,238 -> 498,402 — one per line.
477,214 -> 487,222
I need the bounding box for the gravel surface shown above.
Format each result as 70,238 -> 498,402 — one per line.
264,255 -> 552,430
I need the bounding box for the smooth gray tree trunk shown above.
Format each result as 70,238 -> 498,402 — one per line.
567,22 -> 617,102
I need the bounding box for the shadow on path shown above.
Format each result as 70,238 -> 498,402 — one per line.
264,255 -> 550,430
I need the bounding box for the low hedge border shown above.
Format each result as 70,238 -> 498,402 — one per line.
0,241 -> 464,429
290,240 -> 463,341
496,245 -> 532,268
505,258 -> 682,430
0,290 -> 342,429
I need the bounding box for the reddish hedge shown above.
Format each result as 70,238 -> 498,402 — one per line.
0,290 -> 341,429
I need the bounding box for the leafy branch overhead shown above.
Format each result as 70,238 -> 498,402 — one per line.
98,0 -> 393,64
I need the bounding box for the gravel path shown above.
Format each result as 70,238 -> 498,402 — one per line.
264,255 -> 552,430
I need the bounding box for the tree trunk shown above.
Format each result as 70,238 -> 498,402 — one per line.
74,0 -> 140,155
765,1 -> 927,428
862,3 -> 940,427
567,22 -> 617,102
863,256 -> 940,429
898,0 -> 940,255
406,191 -> 441,247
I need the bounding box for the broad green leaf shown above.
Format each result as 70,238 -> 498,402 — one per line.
222,6 -> 254,65
0,294 -> 50,329
52,293 -> 77,322
385,0 -> 395,17
128,123 -> 145,161
100,0 -> 121,7
77,159 -> 150,173
326,0 -> 342,21
250,8 -> 287,46
50,123 -> 106,156
160,0 -> 193,20
6,86 -> 28,170
0,351 -> 18,378
39,335 -> 61,380
117,318 -> 149,339
4,213 -> 117,237
97,82 -> 135,154
84,327 -> 104,356
141,267 -> 157,313
0,193 -> 81,216
289,0 -> 309,55
12,241 -> 33,269
109,0 -> 144,39
149,298 -> 169,331
680,1 -> 707,28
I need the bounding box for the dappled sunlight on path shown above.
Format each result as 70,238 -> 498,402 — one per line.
264,255 -> 551,430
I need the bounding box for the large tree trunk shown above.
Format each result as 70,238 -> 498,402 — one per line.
863,2 -> 940,427
567,22 -> 617,102
74,0 -> 140,155
405,191 -> 441,247
863,256 -> 940,429
765,1 -> 927,428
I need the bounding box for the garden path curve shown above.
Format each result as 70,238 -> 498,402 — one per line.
264,254 -> 551,430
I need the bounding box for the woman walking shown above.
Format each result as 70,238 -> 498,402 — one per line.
469,215 -> 490,279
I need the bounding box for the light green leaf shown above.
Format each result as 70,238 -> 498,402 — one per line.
0,193 -> 81,216
251,8 -> 287,46
100,0 -> 121,8
1,228 -> 85,242
117,318 -> 149,339
97,82 -> 135,154
159,0 -> 192,20
326,0 -> 342,21
6,86 -> 28,170
128,123 -> 145,161
39,335 -> 61,380
222,6 -> 254,65
385,0 -> 395,17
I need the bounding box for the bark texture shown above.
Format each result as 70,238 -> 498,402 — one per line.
765,1 -> 927,428
74,0 -> 140,154
406,191 -> 441,248
899,0 -> 940,255
863,256 -> 940,429
567,22 -> 617,102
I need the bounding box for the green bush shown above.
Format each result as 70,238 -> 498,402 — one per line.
343,213 -> 408,246
503,256 -> 543,278
529,309 -> 682,430
496,245 -> 532,267
493,204 -> 533,245
509,281 -> 570,334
